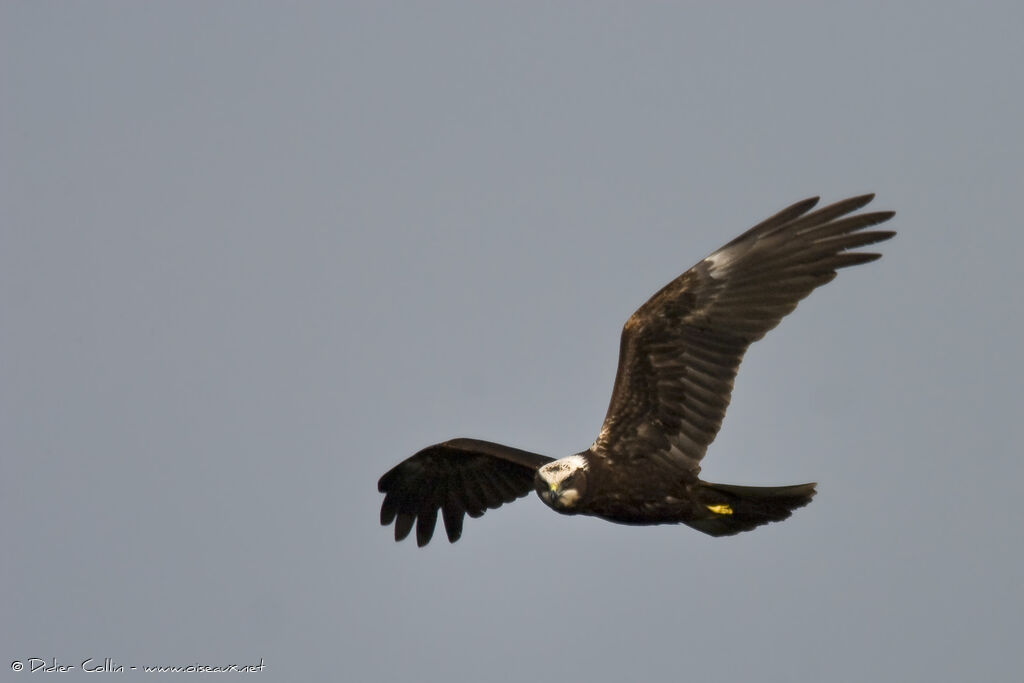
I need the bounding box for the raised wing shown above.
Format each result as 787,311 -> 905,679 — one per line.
378,438 -> 554,546
593,194 -> 895,474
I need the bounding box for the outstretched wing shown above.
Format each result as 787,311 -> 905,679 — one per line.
593,194 -> 895,474
378,438 -> 554,546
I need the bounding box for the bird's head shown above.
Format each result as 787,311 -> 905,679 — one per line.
535,455 -> 589,512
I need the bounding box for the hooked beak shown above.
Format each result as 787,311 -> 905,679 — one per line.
537,480 -> 559,506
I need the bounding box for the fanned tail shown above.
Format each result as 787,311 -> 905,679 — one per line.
684,481 -> 817,537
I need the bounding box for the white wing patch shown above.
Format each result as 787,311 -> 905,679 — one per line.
702,249 -> 734,279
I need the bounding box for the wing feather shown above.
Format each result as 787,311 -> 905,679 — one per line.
416,503 -> 439,547
377,438 -> 554,546
593,195 -> 895,473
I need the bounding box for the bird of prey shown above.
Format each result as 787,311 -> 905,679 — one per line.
378,194 -> 895,546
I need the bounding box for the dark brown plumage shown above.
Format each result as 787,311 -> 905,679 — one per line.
378,439 -> 553,546
378,194 -> 895,546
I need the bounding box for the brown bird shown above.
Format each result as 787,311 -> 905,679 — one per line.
378,194 -> 895,546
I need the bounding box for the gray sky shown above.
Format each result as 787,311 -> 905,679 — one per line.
3,2 -> 1022,681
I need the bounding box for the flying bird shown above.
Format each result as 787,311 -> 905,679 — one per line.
378,194 -> 895,546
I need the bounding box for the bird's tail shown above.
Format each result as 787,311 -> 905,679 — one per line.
684,481 -> 817,537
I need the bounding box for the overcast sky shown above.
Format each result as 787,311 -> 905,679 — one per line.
3,2 -> 1022,681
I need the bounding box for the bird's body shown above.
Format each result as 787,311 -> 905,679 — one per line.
378,194 -> 895,546
535,452 -> 819,537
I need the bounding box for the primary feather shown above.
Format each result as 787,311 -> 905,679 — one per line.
377,194 -> 895,545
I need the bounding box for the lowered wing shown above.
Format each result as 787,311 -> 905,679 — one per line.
378,438 -> 554,546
